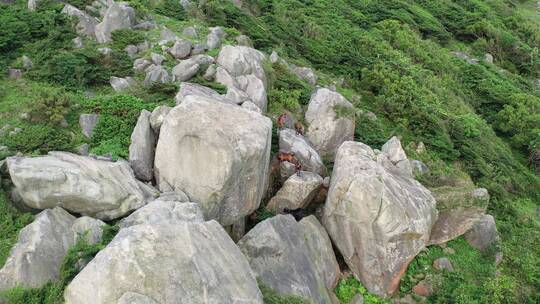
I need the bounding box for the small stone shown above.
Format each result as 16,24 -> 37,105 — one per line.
77,144 -> 90,156
443,247 -> 456,255
412,281 -> 432,297
79,114 -> 99,138
73,37 -> 84,49
183,26 -> 197,37
124,45 -> 138,57
433,257 -> 454,272
151,53 -> 166,65
97,47 -> 112,56
8,69 -> 22,79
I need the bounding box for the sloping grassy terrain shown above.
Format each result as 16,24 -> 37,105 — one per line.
0,0 -> 539,303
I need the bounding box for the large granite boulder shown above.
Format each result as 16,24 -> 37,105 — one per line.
129,109 -> 156,181
238,214 -> 337,303
119,200 -> 204,228
95,2 -> 136,43
266,171 -> 323,213
322,141 -> 437,297
61,4 -> 99,38
64,221 -> 263,304
0,208 -> 104,291
429,186 -> 489,245
465,214 -> 501,252
305,88 -> 355,158
7,152 -> 148,220
154,96 -> 272,226
216,45 -> 268,111
279,128 -> 326,176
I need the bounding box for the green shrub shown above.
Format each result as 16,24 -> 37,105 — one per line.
154,0 -> 187,20
110,29 -> 146,51
2,125 -> 73,155
258,281 -> 309,304
28,87 -> 71,125
335,277 -> 390,304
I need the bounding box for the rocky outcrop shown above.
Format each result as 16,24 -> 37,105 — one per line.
322,141 -> 437,297
154,96 -> 272,226
64,220 -> 263,304
215,45 -> 268,111
266,172 -> 323,213
61,4 -> 99,38
7,152 -> 148,220
0,208 -> 104,291
95,2 -> 136,43
174,82 -> 231,105
305,88 -> 355,158
279,128 -> 326,176
238,215 -> 337,303
429,186 -> 489,245
129,110 -> 156,181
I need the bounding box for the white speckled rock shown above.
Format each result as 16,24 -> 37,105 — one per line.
64,221 -> 263,304
129,110 -> 156,181
305,88 -> 355,158
322,141 -> 437,297
154,96 -> 272,226
7,152 -> 147,220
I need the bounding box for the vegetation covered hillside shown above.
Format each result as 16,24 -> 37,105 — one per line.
0,0 -> 539,303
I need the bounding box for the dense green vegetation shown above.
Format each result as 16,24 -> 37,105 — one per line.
0,0 -> 538,303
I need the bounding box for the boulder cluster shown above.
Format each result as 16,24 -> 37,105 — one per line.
0,2 -> 503,302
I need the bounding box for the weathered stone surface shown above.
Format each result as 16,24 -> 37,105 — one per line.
172,55 -> 214,83
8,69 -> 22,79
410,159 -> 428,176
174,82 -> 230,105
241,100 -> 261,113
125,44 -> 138,57
266,172 -> 323,213
149,105 -> 171,134
239,214 -> 335,303
151,52 -> 165,65
61,4 -> 98,38
279,128 -> 326,176
133,58 -> 152,72
129,109 -> 156,181
433,257 -> 454,272
465,214 -> 501,252
168,39 -> 192,59
95,2 -> 136,43
381,136 -> 407,164
73,36 -> 84,48
203,63 -> 217,80
206,26 -> 226,50
322,141 -> 437,297
64,221 -> 263,304
292,66 -> 317,85
7,152 -> 147,220
144,64 -> 170,84
0,208 -> 75,291
110,76 -> 136,92
236,35 -> 253,47
428,186 -> 489,245
216,45 -> 268,111
119,200 -> 204,228
183,26 -> 198,37
484,53 -> 494,64
79,113 -> 99,138
71,216 -> 106,245
299,215 -> 341,290
305,88 -> 355,158
154,96 -> 272,226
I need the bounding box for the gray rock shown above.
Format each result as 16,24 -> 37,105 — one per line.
206,26 -> 226,50
216,45 -> 268,111
144,64 -> 170,84
269,51 -> 279,63
238,214 -> 334,303
149,105 -> 171,134
350,294 -> 364,304
266,172 -> 323,213
168,39 -> 192,59
61,4 -> 99,38
172,59 -> 200,82
129,110 -> 156,181
429,187 -> 489,245
28,0 -> 37,11
191,43 -> 206,55
299,215 -> 341,290
279,128 -> 326,176
71,216 -> 106,245
183,26 -> 197,38
64,221 -> 263,304
95,2 -> 136,43
381,136 -> 407,164
119,200 -> 204,228
154,96 -> 272,226
124,44 -> 138,57
203,63 -> 217,80
0,208 -> 103,291
117,292 -> 158,304
7,152 -> 147,220
150,53 -> 165,65
174,82 -> 230,105
77,144 -> 90,156
292,66 -> 317,85
410,159 -> 428,176
110,76 -> 136,92
7,69 -> 22,79
79,114 -> 99,138
236,35 -> 253,47
133,58 -> 152,72
133,21 -> 157,30
322,141 -> 437,297
97,47 -> 112,56
305,88 -> 355,158
433,257 -> 454,272
156,190 -> 190,202
160,27 -> 177,42
241,100 -> 261,113
280,161 -> 297,182
484,53 -> 494,64
465,214 -> 501,253
22,55 -> 33,69
73,36 -> 84,48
